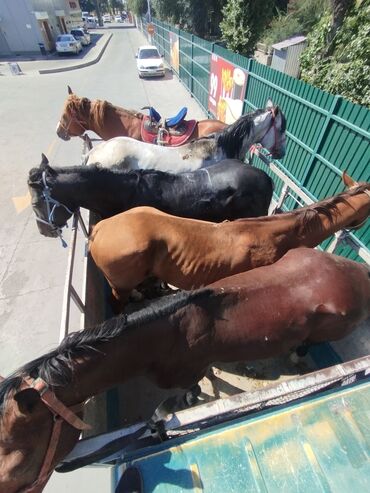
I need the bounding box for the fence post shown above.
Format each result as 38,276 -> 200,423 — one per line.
242,57 -> 253,114
301,95 -> 343,187
190,34 -> 194,96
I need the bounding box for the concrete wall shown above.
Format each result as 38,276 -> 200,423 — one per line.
0,0 -> 82,56
0,0 -> 42,54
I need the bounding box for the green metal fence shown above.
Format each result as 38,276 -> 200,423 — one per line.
137,18 -> 370,262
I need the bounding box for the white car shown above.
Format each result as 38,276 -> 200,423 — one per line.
55,34 -> 82,55
102,14 -> 111,23
136,45 -> 165,78
115,15 -> 123,22
70,28 -> 91,46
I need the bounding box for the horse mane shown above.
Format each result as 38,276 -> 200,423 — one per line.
293,183 -> 369,235
216,109 -> 266,158
28,163 -> 179,187
65,95 -> 143,134
0,288 -> 214,415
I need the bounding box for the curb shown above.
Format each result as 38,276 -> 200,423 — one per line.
39,33 -> 113,75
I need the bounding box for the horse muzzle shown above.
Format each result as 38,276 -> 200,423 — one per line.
56,122 -> 71,141
36,221 -> 59,238
270,145 -> 286,160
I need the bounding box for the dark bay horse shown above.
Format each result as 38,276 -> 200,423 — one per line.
0,248 -> 369,492
89,176 -> 370,306
83,100 -> 286,171
56,87 -> 226,142
28,155 -> 273,239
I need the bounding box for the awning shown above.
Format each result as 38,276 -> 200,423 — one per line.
34,11 -> 49,21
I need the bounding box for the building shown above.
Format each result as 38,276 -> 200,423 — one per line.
270,36 -> 307,78
0,0 -> 83,56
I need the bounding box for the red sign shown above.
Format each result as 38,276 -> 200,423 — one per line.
208,54 -> 248,123
147,23 -> 155,35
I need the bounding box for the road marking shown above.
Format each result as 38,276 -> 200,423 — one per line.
12,191 -> 31,213
12,138 -> 58,213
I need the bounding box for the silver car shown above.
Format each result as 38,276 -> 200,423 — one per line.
56,34 -> 82,55
70,28 -> 91,46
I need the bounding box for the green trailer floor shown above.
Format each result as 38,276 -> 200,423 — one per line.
114,378 -> 370,492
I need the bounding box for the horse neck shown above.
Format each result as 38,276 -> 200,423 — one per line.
52,168 -> 133,217
55,319 -> 169,406
286,190 -> 370,248
89,102 -> 141,139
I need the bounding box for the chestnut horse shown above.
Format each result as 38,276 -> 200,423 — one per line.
0,248 -> 369,492
56,86 -> 226,142
82,100 -> 286,171
89,174 -> 370,307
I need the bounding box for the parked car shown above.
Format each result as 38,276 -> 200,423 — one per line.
82,16 -> 98,29
114,15 -> 123,22
70,28 -> 91,46
55,34 -> 82,55
103,14 -> 112,23
135,45 -> 165,78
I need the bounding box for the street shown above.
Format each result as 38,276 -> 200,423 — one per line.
0,25 -> 206,375
0,25 -> 207,491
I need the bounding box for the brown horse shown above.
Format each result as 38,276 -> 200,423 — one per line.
89,174 -> 370,308
56,86 -> 226,142
0,248 -> 369,492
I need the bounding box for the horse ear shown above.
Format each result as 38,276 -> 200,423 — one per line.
41,153 -> 49,167
14,388 -> 41,414
342,171 -> 356,188
68,85 -> 73,95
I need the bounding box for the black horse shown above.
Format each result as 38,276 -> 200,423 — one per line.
28,154 -> 273,238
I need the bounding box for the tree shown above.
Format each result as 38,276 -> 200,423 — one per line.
220,0 -> 274,56
79,0 -> 96,12
152,0 -> 227,38
127,0 -> 147,16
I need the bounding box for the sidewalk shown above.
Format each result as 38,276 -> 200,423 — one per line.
0,29 -> 114,76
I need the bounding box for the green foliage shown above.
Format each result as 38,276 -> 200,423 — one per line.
220,0 -> 274,56
152,0 -> 226,38
79,0 -> 96,12
127,0 -> 147,15
262,0 -> 330,45
300,2 -> 370,107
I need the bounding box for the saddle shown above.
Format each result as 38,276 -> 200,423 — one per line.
141,106 -> 197,146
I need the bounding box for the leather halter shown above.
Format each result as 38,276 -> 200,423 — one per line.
13,376 -> 91,493
250,108 -> 281,158
345,187 -> 370,230
58,107 -> 88,138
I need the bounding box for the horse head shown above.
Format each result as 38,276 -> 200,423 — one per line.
341,171 -> 370,230
28,154 -> 74,239
0,367 -> 88,492
251,99 -> 286,159
56,86 -> 89,140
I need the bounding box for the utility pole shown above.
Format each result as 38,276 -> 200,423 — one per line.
147,0 -> 152,22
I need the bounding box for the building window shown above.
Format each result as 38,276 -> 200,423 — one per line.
69,1 -> 77,8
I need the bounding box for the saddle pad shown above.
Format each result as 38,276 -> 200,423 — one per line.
141,116 -> 197,146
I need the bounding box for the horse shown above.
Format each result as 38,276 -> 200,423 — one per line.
56,86 -> 226,143
28,155 -> 274,240
1,247 -> 369,492
89,173 -> 370,308
82,100 -> 286,172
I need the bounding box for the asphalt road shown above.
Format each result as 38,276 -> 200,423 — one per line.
0,26 -> 206,491
0,26 -> 206,373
